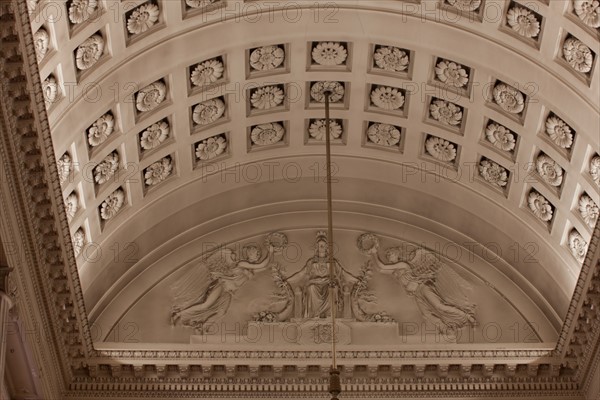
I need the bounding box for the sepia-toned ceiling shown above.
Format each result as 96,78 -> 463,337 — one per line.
27,0 -> 600,348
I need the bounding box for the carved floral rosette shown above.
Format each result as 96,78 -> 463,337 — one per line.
140,120 -> 169,150
536,154 -> 563,187
192,98 -> 226,125
57,153 -> 72,185
311,42 -> 348,66
479,159 -> 508,188
144,157 -> 173,186
574,0 -> 600,28
136,80 -> 167,112
33,28 -> 49,63
506,6 -> 541,38
127,3 -> 160,35
250,85 -> 284,110
545,115 -> 573,149
435,60 -> 469,88
250,122 -> 285,146
75,34 -> 104,70
308,119 -> 342,141
429,99 -> 463,126
590,156 -> 600,185
568,230 -> 588,262
492,83 -> 525,114
372,45 -> 409,72
72,229 -> 85,257
370,86 -> 405,110
446,0 -> 482,12
563,36 -> 594,74
249,45 -> 285,71
579,194 -> 599,228
68,0 -> 98,24
425,136 -> 456,162
196,134 -> 227,161
87,112 -> 114,147
485,122 -> 516,152
93,152 -> 119,185
190,58 -> 224,87
65,193 -> 79,222
527,190 -> 553,222
367,123 -> 401,147
100,188 -> 125,220
310,81 -> 345,103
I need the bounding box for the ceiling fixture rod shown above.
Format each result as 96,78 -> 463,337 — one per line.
324,89 -> 341,400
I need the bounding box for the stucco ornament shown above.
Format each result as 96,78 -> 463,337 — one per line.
72,229 -> 85,257
57,153 -> 72,185
65,193 -> 79,222
373,46 -> 409,71
250,85 -> 284,110
527,191 -> 553,222
447,0 -> 481,12
68,0 -> 97,24
27,0 -> 38,14
186,0 -> 219,8
579,194 -> 599,228
312,42 -> 347,66
590,156 -> 600,185
435,60 -> 469,88
356,233 -> 380,255
479,159 -> 508,187
42,75 -> 58,106
493,83 -> 525,114
367,123 -> 401,147
136,80 -> 166,112
251,123 -> 285,146
87,112 -> 114,147
75,34 -> 104,70
192,98 -> 225,125
545,115 -> 573,149
507,6 -> 540,38
34,28 -> 49,63
485,123 -> 516,152
190,58 -> 224,87
429,99 -> 462,126
145,157 -> 173,186
196,135 -> 227,160
249,45 -> 285,71
127,3 -> 160,35
93,152 -> 119,185
569,230 -> 588,262
574,0 -> 600,28
140,120 -> 169,150
100,189 -> 125,220
425,136 -> 456,162
536,154 -> 563,187
310,81 -> 345,103
370,86 -> 405,110
309,119 -> 342,141
563,37 -> 594,73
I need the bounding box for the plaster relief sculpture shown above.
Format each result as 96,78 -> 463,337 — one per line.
93,151 -> 119,185
446,0 -> 481,12
365,234 -> 476,336
425,136 -> 457,162
367,123 -> 401,147
127,3 -> 160,35
574,0 -> 600,28
100,188 -> 124,220
65,193 -> 79,222
312,42 -> 347,66
479,159 -> 508,188
190,58 -> 224,87
87,112 -> 114,147
144,156 -> 172,186
590,156 -> 600,185
186,0 -> 219,8
68,0 -> 97,24
75,34 -> 104,70
435,60 -> 469,88
507,6 -> 541,38
72,229 -> 85,257
569,230 -> 588,262
57,153 -> 72,185
370,86 -> 405,110
492,83 -> 524,114
536,154 -> 563,187
563,37 -> 594,73
195,134 -> 227,161
250,122 -> 285,146
485,122 -> 516,152
192,98 -> 225,125
136,80 -> 166,112
140,120 -> 169,150
527,190 -> 553,222
42,75 -> 58,107
170,241 -> 275,332
250,85 -> 284,110
27,0 -> 38,14
309,119 -> 342,141
249,45 -> 285,71
429,99 -> 462,126
373,46 -> 409,72
310,81 -> 344,103
545,115 -> 573,149
34,28 -> 48,63
579,194 -> 599,228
